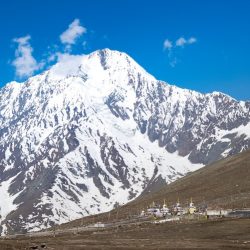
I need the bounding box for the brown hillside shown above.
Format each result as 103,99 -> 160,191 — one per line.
133,149 -> 250,210
59,149 -> 250,229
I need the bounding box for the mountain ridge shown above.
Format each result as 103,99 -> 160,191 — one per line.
0,49 -> 249,235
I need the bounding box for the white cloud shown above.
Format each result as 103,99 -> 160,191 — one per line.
163,39 -> 173,50
60,19 -> 87,51
176,36 -> 197,47
82,40 -> 88,50
187,37 -> 197,44
163,36 -> 197,67
12,35 -> 43,78
175,37 -> 187,47
10,19 -> 88,79
169,57 -> 178,68
48,53 -> 85,80
47,53 -> 57,63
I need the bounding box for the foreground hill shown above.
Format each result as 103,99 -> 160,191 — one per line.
60,149 -> 250,228
131,148 -> 250,211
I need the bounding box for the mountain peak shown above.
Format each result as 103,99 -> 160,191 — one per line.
90,48 -> 123,57
46,49 -> 155,83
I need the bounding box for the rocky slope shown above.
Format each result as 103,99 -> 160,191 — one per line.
0,49 -> 249,234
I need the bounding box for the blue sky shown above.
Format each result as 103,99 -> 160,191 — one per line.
0,0 -> 249,100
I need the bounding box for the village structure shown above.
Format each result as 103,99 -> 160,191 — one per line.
139,198 -> 250,221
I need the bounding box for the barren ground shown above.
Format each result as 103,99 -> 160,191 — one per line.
1,218 -> 250,249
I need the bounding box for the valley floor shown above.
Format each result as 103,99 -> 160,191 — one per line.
1,217 -> 250,249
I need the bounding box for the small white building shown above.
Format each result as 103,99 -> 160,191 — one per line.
140,210 -> 145,217
173,199 -> 183,216
206,209 -> 232,217
161,201 -> 171,216
188,199 -> 197,214
206,209 -> 221,216
93,222 -> 105,228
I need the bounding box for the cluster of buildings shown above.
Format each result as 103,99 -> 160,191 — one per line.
141,198 -> 198,218
140,198 -> 250,220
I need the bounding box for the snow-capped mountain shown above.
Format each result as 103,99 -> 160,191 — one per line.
0,49 -> 249,234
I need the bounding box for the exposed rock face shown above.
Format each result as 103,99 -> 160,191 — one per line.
0,49 -> 249,234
